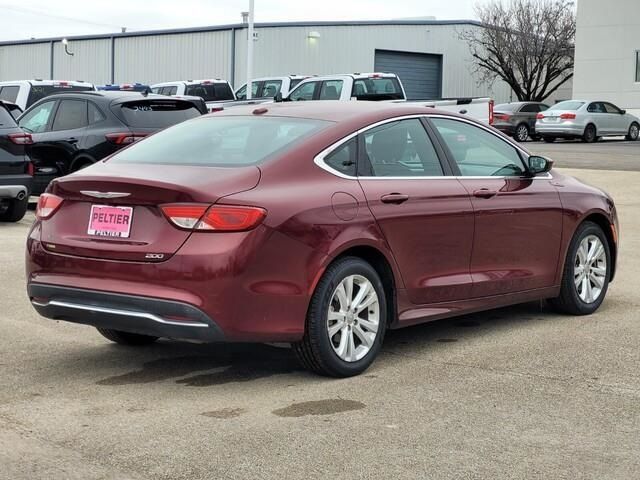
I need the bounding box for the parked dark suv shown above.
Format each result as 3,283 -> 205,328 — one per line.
0,101 -> 32,222
493,102 -> 549,142
18,91 -> 204,194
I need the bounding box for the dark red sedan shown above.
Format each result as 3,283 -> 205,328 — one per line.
26,102 -> 618,377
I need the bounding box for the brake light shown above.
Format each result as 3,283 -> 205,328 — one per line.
209,107 -> 224,113
8,132 -> 33,145
495,113 -> 511,121
536,113 -> 545,119
27,162 -> 34,176
105,132 -> 148,145
560,113 -> 576,120
161,204 -> 266,232
489,99 -> 494,125
36,193 -> 63,219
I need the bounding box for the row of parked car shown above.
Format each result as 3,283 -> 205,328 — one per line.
493,100 -> 640,143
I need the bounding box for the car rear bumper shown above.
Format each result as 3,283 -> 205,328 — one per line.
534,123 -> 584,137
29,283 -> 225,341
0,174 -> 32,199
492,123 -> 516,135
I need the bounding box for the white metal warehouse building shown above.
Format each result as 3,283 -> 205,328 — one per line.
0,19 -> 566,103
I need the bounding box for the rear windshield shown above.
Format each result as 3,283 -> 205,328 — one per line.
116,100 -> 201,128
184,83 -> 234,102
26,85 -> 93,108
351,78 -> 404,100
0,106 -> 17,128
494,103 -> 519,112
548,101 -> 585,111
109,116 -> 331,167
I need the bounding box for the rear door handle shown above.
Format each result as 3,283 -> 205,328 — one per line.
380,193 -> 409,204
473,188 -> 498,199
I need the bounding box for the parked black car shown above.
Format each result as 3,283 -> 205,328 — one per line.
492,101 -> 549,142
17,91 -> 204,194
0,101 -> 32,222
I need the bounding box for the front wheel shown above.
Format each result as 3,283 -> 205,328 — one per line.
550,221 -> 611,315
293,257 -> 387,377
626,122 -> 639,141
96,328 -> 159,346
514,123 -> 529,142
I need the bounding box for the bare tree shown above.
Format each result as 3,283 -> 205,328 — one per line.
460,0 -> 575,102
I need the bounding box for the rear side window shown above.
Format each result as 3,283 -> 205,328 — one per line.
52,100 -> 88,131
324,138 -> 357,176
319,80 -> 343,100
0,86 -> 20,103
116,101 -> 201,128
520,104 -> 540,113
26,85 -> 93,108
260,80 -> 282,97
352,78 -> 403,100
110,116 -> 330,167
184,83 -> 234,102
0,106 -> 17,128
88,102 -> 106,124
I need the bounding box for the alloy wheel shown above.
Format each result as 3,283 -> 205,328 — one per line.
327,274 -> 380,362
516,124 -> 529,142
574,235 -> 607,304
629,124 -> 639,140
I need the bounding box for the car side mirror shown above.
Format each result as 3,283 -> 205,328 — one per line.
274,92 -> 283,103
528,155 -> 553,175
620,109 -> 626,115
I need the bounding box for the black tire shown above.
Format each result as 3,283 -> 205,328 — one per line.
0,196 -> 28,222
293,256 -> 387,377
543,136 -> 556,143
96,328 -> 159,346
582,124 -> 597,143
626,122 -> 639,141
514,123 -> 529,142
549,221 -> 611,315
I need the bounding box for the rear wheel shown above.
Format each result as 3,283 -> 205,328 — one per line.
626,122 -> 639,141
582,124 -> 597,143
0,196 -> 28,222
96,328 -> 159,346
293,257 -> 387,377
514,123 -> 529,142
550,221 -> 611,315
543,136 -> 556,143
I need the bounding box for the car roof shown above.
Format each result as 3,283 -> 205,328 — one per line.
215,100 -> 463,124
0,79 -> 93,87
25,91 -> 196,109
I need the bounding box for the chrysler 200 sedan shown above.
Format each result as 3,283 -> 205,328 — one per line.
26,102 -> 618,377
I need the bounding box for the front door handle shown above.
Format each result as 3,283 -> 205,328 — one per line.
66,137 -> 78,144
473,188 -> 498,199
380,193 -> 409,204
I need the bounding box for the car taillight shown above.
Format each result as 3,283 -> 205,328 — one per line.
489,99 -> 494,125
536,113 -> 545,119
36,193 -> 63,219
105,132 -> 148,145
560,113 -> 576,120
495,113 -> 511,121
161,204 -> 266,232
209,107 -> 224,113
8,132 -> 33,145
27,162 -> 34,176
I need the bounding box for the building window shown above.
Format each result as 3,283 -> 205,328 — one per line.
636,51 -> 640,82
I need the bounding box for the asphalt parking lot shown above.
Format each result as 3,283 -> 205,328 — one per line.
1,164 -> 639,479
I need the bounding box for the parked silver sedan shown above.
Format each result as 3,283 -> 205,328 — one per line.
535,100 -> 640,143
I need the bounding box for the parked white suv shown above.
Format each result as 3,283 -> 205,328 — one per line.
0,80 -> 95,111
235,76 -> 309,100
150,79 -> 235,112
286,73 -> 407,101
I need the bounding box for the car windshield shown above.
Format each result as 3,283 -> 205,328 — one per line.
109,116 -> 331,167
548,101 -> 585,111
184,83 -> 234,102
26,85 -> 93,108
494,103 -> 519,111
0,106 -> 17,128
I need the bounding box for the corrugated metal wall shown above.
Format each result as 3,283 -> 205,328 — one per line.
0,24 -> 517,102
0,43 -> 50,80
114,30 -> 232,84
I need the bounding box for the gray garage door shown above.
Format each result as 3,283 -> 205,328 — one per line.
374,50 -> 442,100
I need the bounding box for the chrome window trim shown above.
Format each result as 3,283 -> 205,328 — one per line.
313,113 -> 549,181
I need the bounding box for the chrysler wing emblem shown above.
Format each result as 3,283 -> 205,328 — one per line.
80,191 -> 131,199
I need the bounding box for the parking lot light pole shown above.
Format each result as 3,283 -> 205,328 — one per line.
246,0 -> 254,100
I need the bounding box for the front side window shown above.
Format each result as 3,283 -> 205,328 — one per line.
289,81 -> 317,101
603,103 -> 622,114
520,103 -> 540,113
318,80 -> 343,100
19,100 -> 56,133
324,138 -> 357,176
0,86 -> 19,103
431,118 -> 526,177
52,100 -> 88,131
110,116 -> 330,167
362,119 -> 443,177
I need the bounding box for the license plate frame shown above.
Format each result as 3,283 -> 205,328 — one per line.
87,204 -> 134,238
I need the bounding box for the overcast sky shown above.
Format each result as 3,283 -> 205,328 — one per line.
0,0 -> 488,41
